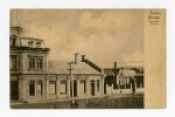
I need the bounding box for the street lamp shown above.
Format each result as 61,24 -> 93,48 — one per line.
67,61 -> 75,104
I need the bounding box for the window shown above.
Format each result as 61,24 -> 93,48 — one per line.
28,41 -> 33,46
119,78 -> 125,89
97,80 -> 100,91
136,77 -> 144,88
29,81 -> 35,96
10,34 -> 17,47
49,81 -> 56,95
10,55 -> 17,69
29,56 -> 35,69
126,77 -> 130,89
36,57 -> 43,69
80,80 -> 86,93
37,81 -> 43,96
60,81 -> 67,94
36,41 -> 41,47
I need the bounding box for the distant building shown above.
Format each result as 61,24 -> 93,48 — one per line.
10,26 -> 104,103
104,62 -> 144,95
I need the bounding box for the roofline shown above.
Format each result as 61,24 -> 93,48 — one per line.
104,68 -> 120,70
10,73 -> 103,76
21,37 -> 44,41
10,47 -> 50,52
104,67 -> 143,70
10,26 -> 23,29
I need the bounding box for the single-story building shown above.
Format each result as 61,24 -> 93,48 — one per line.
104,63 -> 144,95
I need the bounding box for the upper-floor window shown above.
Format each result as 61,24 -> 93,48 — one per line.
36,41 -> 41,48
10,55 -> 17,69
28,56 -> 44,71
28,41 -> 34,46
36,57 -> 43,69
10,34 -> 17,47
29,56 -> 35,69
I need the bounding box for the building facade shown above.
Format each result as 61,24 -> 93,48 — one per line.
10,26 -> 104,103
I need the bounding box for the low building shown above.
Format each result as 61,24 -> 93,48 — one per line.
104,63 -> 144,95
10,26 -> 104,103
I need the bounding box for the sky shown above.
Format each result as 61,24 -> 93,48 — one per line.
10,9 -> 144,68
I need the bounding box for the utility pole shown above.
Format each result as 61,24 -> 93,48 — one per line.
68,61 -> 75,104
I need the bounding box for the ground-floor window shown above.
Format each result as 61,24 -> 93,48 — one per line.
37,80 -> 43,96
60,80 -> 67,94
114,79 -> 120,89
80,80 -> 86,93
90,80 -> 95,96
126,77 -> 130,89
114,84 -> 120,89
135,77 -> 144,88
29,81 -> 35,96
97,80 -> 100,91
119,79 -> 125,89
49,81 -> 56,95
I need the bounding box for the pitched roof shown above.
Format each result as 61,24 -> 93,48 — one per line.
48,60 -> 69,74
104,68 -> 120,76
48,60 -> 103,75
83,59 -> 102,72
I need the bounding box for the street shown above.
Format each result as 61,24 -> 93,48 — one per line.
11,93 -> 144,109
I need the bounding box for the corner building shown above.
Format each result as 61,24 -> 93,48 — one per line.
10,26 -> 104,103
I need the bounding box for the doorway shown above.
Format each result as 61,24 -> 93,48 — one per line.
90,80 -> 95,96
74,81 -> 77,97
10,81 -> 19,100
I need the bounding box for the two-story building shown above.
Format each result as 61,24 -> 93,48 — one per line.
10,26 -> 104,103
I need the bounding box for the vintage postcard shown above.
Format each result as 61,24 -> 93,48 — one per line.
10,9 -> 166,109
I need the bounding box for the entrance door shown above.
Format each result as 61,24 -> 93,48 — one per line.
91,80 -> 95,96
104,83 -> 106,94
10,81 -> 19,100
73,81 -> 77,97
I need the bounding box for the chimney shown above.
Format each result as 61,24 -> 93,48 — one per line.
114,62 -> 117,69
81,55 -> 86,62
74,53 -> 78,64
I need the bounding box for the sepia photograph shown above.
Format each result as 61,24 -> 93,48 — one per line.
9,9 -> 165,109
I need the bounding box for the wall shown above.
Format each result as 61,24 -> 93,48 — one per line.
21,50 -> 48,74
10,50 -> 21,74
18,74 -> 104,103
86,75 -> 104,97
19,75 -> 47,103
